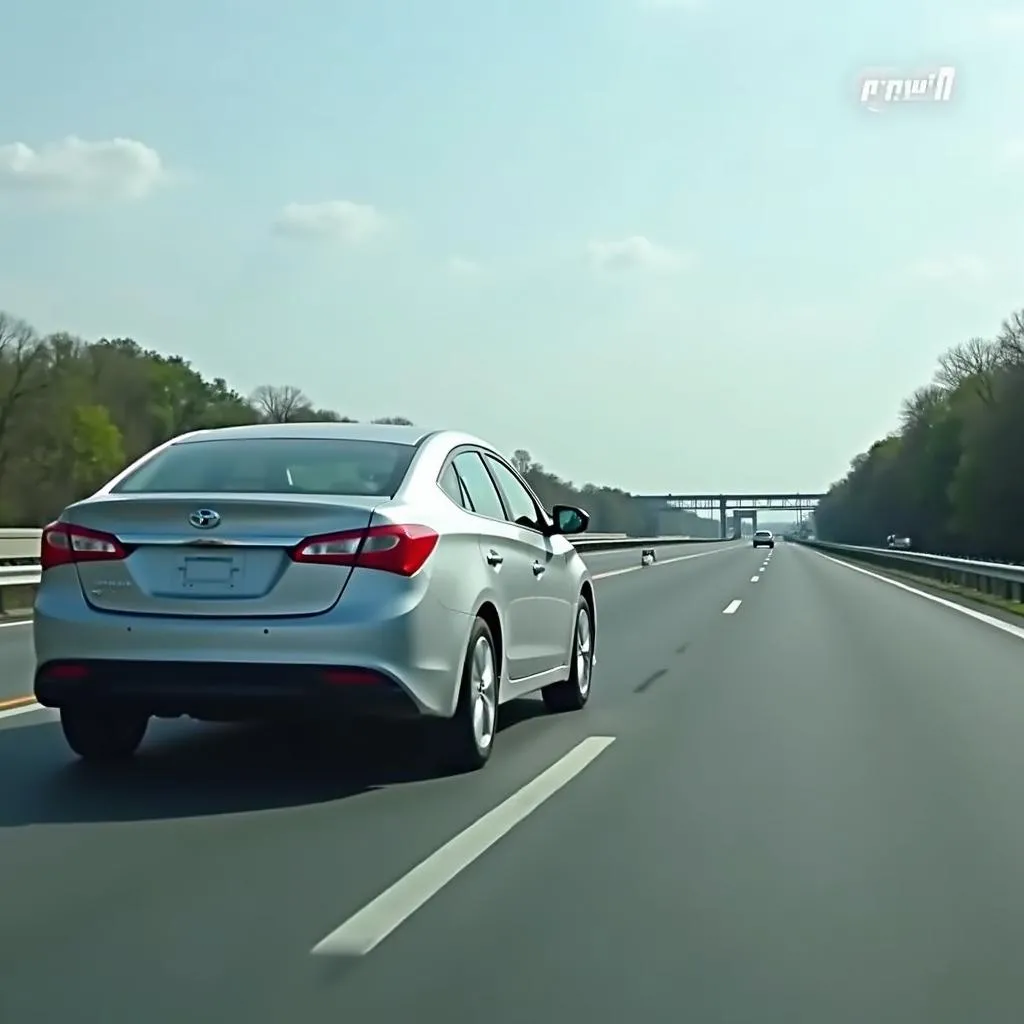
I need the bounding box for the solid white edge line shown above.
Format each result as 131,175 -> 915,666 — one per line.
813,551 -> 1024,642
0,619 -> 31,629
0,702 -> 43,720
311,735 -> 617,957
722,599 -> 742,614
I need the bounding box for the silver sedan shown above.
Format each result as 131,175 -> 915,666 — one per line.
32,423 -> 597,771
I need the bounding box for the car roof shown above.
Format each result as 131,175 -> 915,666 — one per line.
174,422 -> 439,446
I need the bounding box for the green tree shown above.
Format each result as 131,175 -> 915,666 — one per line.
815,311 -> 1024,561
0,308 -> 715,537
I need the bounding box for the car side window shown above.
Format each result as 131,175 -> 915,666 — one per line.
484,456 -> 543,531
438,461 -> 468,508
452,452 -> 507,521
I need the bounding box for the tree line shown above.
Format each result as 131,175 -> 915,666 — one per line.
815,306 -> 1024,562
0,310 -> 714,537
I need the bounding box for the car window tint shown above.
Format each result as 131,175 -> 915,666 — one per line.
452,452 -> 506,520
113,438 -> 415,497
484,456 -> 542,530
438,461 -> 467,508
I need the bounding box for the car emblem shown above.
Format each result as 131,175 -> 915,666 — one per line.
189,508 -> 221,530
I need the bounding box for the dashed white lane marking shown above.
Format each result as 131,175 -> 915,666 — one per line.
592,546 -> 734,581
723,599 -> 742,614
813,551 -> 1024,642
750,575 -> 759,583
311,735 -> 617,957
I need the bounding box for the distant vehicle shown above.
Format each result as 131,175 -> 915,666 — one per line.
886,534 -> 912,549
32,423 -> 598,772
753,530 -> 775,549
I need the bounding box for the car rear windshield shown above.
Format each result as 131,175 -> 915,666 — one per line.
112,437 -> 416,497
755,531 -> 771,537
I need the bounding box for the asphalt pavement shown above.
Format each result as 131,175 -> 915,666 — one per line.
5,539 -> 1024,1021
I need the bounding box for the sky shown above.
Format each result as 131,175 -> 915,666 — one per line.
1,0 -> 1022,498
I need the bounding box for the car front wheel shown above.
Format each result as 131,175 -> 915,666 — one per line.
60,705 -> 149,762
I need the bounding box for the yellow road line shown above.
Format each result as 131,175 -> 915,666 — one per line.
0,695 -> 34,710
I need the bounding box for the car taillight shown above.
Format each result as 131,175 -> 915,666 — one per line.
290,524 -> 439,577
40,521 -> 128,570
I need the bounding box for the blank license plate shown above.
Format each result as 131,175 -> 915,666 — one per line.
182,555 -> 238,583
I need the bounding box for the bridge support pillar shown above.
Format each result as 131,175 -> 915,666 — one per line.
719,497 -> 727,539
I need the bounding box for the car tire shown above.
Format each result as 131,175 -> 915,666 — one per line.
542,597 -> 594,714
60,706 -> 148,762
443,617 -> 499,773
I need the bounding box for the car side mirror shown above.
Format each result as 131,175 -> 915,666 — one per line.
550,504 -> 589,535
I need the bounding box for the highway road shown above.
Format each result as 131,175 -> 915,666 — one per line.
5,539 -> 1024,1021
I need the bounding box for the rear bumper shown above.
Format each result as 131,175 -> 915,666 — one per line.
34,659 -> 421,721
33,572 -> 475,718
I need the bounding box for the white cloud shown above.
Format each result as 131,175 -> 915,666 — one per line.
639,0 -> 705,10
273,200 -> 387,243
0,135 -> 168,201
984,8 -> 1024,34
587,235 -> 693,274
998,139 -> 1024,167
943,8 -> 1024,43
446,256 -> 483,277
909,253 -> 987,282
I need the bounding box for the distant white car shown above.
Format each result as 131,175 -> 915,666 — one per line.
887,535 -> 912,550
752,530 -> 775,549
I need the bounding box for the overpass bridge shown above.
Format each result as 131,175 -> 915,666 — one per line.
635,493 -> 826,538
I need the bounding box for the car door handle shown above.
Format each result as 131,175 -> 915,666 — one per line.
532,560 -> 546,576
486,550 -> 504,566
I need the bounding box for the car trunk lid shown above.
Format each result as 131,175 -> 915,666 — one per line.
66,493 -> 377,617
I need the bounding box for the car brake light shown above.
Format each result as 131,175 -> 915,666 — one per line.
44,663 -> 90,680
40,522 -> 128,570
290,524 -> 438,576
320,668 -> 383,685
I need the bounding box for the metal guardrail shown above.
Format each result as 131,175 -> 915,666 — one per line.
0,528 -> 42,565
796,538 -> 1024,604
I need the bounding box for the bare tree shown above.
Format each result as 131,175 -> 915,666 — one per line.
372,416 -> 413,425
250,384 -> 311,422
933,337 -> 998,403
899,385 -> 945,431
995,309 -> 1024,366
511,449 -> 532,474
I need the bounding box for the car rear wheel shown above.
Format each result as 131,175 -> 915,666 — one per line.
443,617 -> 498,773
542,598 -> 594,714
60,706 -> 149,762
